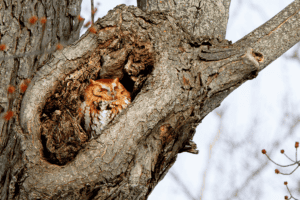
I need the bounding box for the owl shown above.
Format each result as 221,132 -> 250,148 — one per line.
80,78 -> 131,138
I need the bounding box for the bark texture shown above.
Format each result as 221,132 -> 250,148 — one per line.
0,0 -> 300,199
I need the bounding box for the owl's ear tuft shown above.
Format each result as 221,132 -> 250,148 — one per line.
113,78 -> 120,83
90,79 -> 96,84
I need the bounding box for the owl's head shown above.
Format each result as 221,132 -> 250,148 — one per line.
91,78 -> 118,100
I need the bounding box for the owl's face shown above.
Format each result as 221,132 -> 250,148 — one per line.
84,79 -> 116,104
92,85 -> 116,101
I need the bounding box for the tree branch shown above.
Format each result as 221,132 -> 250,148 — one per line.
137,0 -> 231,40
235,0 -> 300,71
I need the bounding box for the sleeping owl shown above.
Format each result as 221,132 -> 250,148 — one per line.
80,78 -> 131,138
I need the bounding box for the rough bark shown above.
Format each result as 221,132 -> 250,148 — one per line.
0,0 -> 300,199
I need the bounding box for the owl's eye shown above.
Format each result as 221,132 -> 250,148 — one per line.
95,88 -> 108,93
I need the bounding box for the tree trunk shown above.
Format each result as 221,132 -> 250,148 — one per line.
0,0 -> 299,199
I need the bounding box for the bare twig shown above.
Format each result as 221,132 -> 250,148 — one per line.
91,0 -> 94,25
